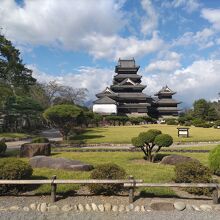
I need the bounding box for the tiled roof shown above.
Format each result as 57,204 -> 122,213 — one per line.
93,96 -> 117,104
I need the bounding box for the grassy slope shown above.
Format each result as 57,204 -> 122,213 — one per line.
31,151 -> 209,196
73,125 -> 220,144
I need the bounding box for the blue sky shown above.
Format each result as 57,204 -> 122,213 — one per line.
1,0 -> 220,107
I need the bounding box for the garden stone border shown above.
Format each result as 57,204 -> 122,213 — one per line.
1,202 -> 219,213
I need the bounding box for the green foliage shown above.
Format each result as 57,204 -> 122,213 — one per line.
0,141 -> 7,155
214,120 -> 220,129
92,113 -> 103,126
31,137 -> 49,143
3,95 -> 44,131
0,158 -> 33,194
138,129 -> 162,144
132,129 -> 172,162
43,104 -> 82,140
129,117 -> 143,125
209,145 -> 220,176
154,134 -> 173,147
174,161 -> 213,196
193,99 -> 219,121
105,115 -> 129,126
89,163 -> 126,195
193,99 -> 209,120
165,118 -> 178,125
131,137 -> 144,147
192,118 -> 205,127
0,34 -> 36,89
192,118 -> 213,128
141,116 -> 157,123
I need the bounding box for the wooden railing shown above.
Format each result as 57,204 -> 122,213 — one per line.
0,176 -> 219,204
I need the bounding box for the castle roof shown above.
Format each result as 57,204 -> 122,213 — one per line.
155,85 -> 176,96
115,58 -> 140,73
93,96 -> 117,104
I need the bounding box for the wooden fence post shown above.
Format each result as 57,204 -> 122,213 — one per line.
128,175 -> 135,203
212,186 -> 218,204
51,175 -> 57,203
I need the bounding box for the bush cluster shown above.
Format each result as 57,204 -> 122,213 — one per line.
0,158 -> 33,194
0,141 -> 7,156
89,163 -> 126,195
165,118 -> 178,125
209,146 -> 220,176
31,137 -> 49,143
214,120 -> 220,129
174,161 -> 213,196
192,119 -> 212,128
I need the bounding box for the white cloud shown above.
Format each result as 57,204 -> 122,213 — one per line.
30,65 -> 114,100
201,8 -> 220,31
173,28 -> 215,49
142,59 -> 220,106
0,0 -> 125,46
84,31 -> 164,60
140,0 -> 158,36
145,51 -> 181,73
162,0 -> 200,13
0,0 -> 163,60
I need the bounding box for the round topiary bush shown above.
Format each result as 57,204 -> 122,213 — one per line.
0,141 -> 7,156
89,163 -> 126,195
174,161 -> 213,196
209,146 -> 220,176
31,137 -> 49,143
154,134 -> 173,147
0,158 -> 33,194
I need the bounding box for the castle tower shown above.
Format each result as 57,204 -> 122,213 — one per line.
93,58 -> 152,115
154,85 -> 181,118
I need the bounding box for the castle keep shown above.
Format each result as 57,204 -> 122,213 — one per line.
93,58 -> 181,118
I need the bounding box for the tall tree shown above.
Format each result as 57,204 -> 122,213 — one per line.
193,99 -> 209,120
0,34 -> 36,92
43,104 -> 83,140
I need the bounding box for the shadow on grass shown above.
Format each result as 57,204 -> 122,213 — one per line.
136,189 -> 212,202
73,134 -> 105,140
153,153 -> 172,162
4,149 -> 20,157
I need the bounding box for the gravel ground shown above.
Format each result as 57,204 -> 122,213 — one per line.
0,210 -> 219,220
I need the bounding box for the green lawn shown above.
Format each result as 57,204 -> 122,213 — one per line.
29,150 -> 209,196
0,132 -> 31,139
73,125 -> 220,144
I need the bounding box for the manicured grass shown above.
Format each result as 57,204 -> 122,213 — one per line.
30,151 -> 209,196
73,125 -> 220,144
0,132 -> 30,139
170,145 -> 218,151
53,145 -> 218,152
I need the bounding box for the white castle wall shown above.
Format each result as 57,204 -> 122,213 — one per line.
93,104 -> 117,114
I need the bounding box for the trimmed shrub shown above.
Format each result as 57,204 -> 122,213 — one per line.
129,117 -> 144,125
31,137 -> 49,143
0,141 -> 7,156
184,121 -> 192,126
214,120 -> 220,129
89,163 -> 126,195
0,158 -> 33,194
174,161 -> 213,196
154,134 -> 173,147
139,129 -> 162,144
209,145 -> 220,176
165,118 -> 178,125
192,118 -> 205,127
